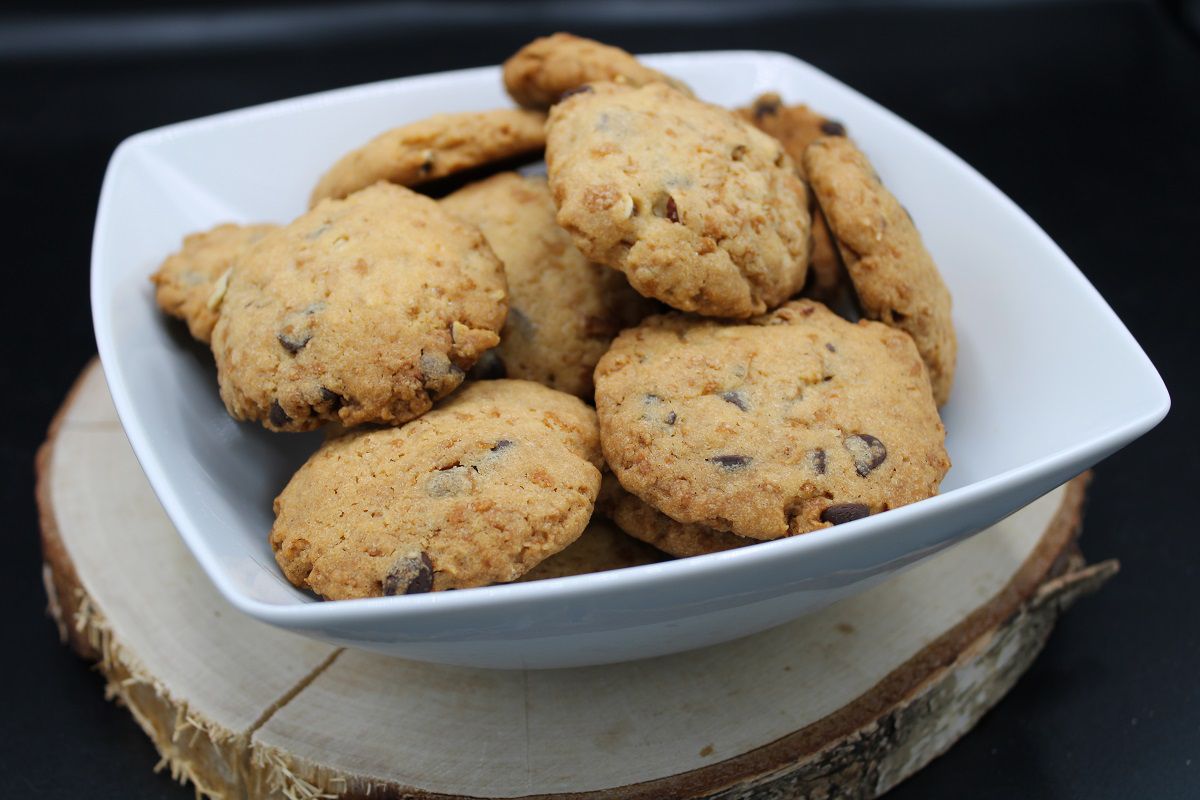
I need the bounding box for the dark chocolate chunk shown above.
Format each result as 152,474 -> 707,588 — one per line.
268,400 -> 291,427
491,439 -> 513,452
419,155 -> 435,175
825,342 -> 837,353
665,195 -> 680,224
821,503 -> 870,525
383,552 -> 435,595
277,331 -> 312,354
664,411 -> 677,426
820,120 -> 847,137
808,448 -> 827,475
843,434 -> 887,477
709,455 -> 752,470
319,387 -> 344,409
720,390 -> 749,411
753,95 -> 781,119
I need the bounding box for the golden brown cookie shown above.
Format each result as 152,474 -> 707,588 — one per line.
150,222 -> 277,343
598,474 -> 750,558
212,182 -> 507,432
518,514 -> 665,581
441,172 -> 658,398
595,300 -> 950,540
737,92 -> 849,306
308,109 -> 547,207
804,136 -> 957,405
502,32 -> 692,110
271,380 -> 603,600
546,82 -> 810,318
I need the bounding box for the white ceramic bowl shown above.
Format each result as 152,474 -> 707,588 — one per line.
92,51 -> 1168,669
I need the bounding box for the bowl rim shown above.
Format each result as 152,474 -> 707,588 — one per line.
91,50 -> 1170,629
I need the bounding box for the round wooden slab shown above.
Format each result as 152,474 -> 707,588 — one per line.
38,360 -> 1116,800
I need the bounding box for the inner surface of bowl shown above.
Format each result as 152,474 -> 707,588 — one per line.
92,52 -> 1167,666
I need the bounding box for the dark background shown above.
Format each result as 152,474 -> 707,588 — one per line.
3,1 -> 1198,797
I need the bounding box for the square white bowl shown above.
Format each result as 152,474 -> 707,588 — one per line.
92,51 -> 1168,669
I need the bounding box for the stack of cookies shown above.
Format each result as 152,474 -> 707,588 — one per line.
150,33 -> 954,600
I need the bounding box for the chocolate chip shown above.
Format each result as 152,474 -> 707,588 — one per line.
720,390 -> 749,411
709,455 -> 751,470
490,439 -> 513,452
278,331 -> 311,354
825,343 -> 837,353
753,94 -> 781,119
731,144 -> 747,161
469,350 -> 506,380
808,449 -> 827,475
383,552 -> 435,596
269,400 -> 291,427
821,503 -> 870,525
419,155 -> 435,175
664,411 -> 677,425
843,434 -> 887,477
665,195 -> 680,224
820,120 -> 847,137
320,387 -> 344,409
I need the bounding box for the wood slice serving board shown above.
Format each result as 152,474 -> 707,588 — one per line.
38,360 -> 1117,800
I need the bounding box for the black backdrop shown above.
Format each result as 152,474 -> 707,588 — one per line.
3,1 -> 1198,797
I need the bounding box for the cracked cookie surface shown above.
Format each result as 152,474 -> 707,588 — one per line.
271,379 -> 603,599
212,182 -> 507,432
594,299 -> 950,540
309,108 -> 547,207
503,32 -> 691,110
442,172 -> 658,398
804,136 -> 956,405
151,222 -> 277,343
546,82 -> 810,318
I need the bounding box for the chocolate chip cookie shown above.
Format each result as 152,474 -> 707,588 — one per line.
271,379 -> 603,599
804,136 -> 956,405
546,82 -> 811,318
309,108 -> 547,207
151,222 -> 276,343
738,92 -> 848,305
503,32 -> 692,110
442,172 -> 657,398
595,299 -> 950,540
598,474 -> 751,557
518,514 -> 664,581
212,182 -> 507,431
